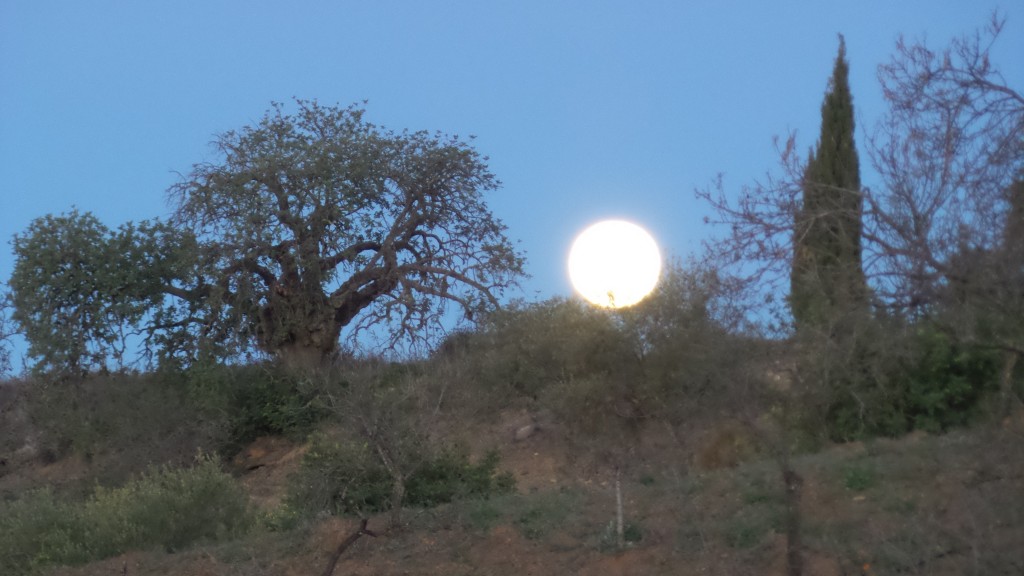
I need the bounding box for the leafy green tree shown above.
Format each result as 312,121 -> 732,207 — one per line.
10,210 -> 106,374
168,100 -> 524,365
790,36 -> 867,332
9,211 -> 196,374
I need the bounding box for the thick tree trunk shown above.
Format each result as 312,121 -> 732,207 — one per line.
277,342 -> 333,371
258,295 -> 342,368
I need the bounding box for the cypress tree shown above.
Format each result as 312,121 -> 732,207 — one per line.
791,36 -> 867,332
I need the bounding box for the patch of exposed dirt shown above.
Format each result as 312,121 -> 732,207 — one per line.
0,451 -> 90,497
231,436 -> 308,510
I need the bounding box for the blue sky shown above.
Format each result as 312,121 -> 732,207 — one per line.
2,2 -> 1021,329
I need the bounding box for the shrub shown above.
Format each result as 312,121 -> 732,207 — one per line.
287,434 -> 514,518
797,318 -> 912,442
286,433 -> 390,517
406,448 -> 515,507
443,298 -> 632,402
22,371 -> 221,478
183,362 -> 323,454
0,459 -> 251,573
84,458 -> 252,552
815,321 -> 999,441
598,520 -> 643,550
898,327 -> 999,433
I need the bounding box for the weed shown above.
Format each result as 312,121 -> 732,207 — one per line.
460,497 -> 509,533
842,462 -> 877,492
513,489 -> 578,540
724,519 -> 767,549
722,495 -> 783,550
740,474 -> 781,505
880,495 -> 917,515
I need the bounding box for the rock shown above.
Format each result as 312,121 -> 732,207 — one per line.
514,423 -> 539,442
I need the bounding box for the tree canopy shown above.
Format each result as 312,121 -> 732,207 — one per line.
9,211 -> 193,374
169,100 -> 525,364
10,101 -> 525,371
790,36 -> 867,331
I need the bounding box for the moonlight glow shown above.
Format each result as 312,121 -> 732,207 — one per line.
568,220 -> 662,308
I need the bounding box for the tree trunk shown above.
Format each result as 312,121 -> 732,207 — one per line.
277,342 -> 332,371
373,441 -> 407,531
388,474 -> 406,530
999,349 -> 1020,419
782,466 -> 804,576
259,298 -> 341,368
615,466 -> 625,550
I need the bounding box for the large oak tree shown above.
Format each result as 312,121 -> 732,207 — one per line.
168,100 -> 525,365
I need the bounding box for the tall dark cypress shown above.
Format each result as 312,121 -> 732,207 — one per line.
791,36 -> 867,331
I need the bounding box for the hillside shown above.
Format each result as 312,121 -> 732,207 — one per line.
2,375 -> 1022,576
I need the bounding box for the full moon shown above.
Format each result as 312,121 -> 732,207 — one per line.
568,220 -> 662,308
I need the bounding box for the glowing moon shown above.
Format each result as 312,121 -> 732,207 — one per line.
568,220 -> 662,308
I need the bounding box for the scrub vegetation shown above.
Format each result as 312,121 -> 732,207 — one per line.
0,13 -> 1022,576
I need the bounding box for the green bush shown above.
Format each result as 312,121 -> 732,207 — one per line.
899,327 -> 999,433
287,434 -> 514,518
443,298 -> 633,401
183,362 -> 323,453
801,319 -> 911,442
817,322 -> 999,441
286,434 -> 390,516
406,448 -> 515,507
0,459 -> 251,574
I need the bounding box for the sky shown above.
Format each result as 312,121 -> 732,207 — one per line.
1,1 -> 1022,355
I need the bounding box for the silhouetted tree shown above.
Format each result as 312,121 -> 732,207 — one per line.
791,36 -> 867,333
169,100 -> 525,366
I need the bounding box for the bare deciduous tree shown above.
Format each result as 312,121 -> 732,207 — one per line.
864,14 -> 1023,314
863,15 -> 1024,415
168,100 -> 525,366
